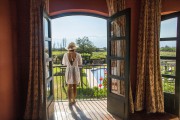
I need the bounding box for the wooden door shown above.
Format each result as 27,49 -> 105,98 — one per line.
160,12 -> 180,117
107,8 -> 131,120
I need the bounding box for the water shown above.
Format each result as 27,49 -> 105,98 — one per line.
91,68 -> 107,84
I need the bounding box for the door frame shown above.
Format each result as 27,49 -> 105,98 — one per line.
160,11 -> 180,117
48,9 -> 131,119
43,11 -> 54,120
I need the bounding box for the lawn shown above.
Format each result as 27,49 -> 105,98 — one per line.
160,51 -> 176,57
52,51 -> 175,59
52,50 -> 66,56
52,50 -> 107,60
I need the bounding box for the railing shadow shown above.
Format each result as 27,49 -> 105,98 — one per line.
68,104 -> 91,120
62,83 -> 67,98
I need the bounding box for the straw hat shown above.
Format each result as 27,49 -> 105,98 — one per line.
67,42 -> 77,50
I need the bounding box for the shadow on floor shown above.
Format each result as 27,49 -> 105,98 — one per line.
69,103 -> 91,120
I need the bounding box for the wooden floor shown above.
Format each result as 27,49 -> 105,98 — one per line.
50,99 -> 121,120
50,100 -> 179,120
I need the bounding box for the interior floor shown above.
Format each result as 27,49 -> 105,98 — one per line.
50,99 -> 121,120
50,100 -> 179,120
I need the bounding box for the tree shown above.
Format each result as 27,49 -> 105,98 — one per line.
57,42 -> 61,50
76,36 -> 96,55
52,42 -> 56,50
103,47 -> 107,51
62,38 -> 67,49
160,45 -> 176,52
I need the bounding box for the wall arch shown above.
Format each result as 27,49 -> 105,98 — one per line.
50,10 -> 108,19
162,0 -> 180,14
49,0 -> 109,18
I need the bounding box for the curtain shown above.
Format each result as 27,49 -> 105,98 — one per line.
106,0 -> 134,113
106,0 -> 125,16
24,0 -> 45,119
44,0 -> 49,13
135,0 -> 164,113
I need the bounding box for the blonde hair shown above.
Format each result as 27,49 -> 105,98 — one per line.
67,42 -> 77,50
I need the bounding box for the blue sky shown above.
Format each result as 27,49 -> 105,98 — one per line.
52,16 -> 107,48
160,17 -> 177,47
51,16 -> 177,48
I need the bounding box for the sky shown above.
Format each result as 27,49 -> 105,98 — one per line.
51,15 -> 177,48
52,16 -> 107,48
160,17 -> 177,47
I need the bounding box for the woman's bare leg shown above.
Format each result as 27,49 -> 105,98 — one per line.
72,84 -> 77,103
68,84 -> 73,103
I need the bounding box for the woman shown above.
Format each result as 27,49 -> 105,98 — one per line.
62,42 -> 82,104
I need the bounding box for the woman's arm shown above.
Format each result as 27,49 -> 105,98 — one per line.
62,53 -> 67,65
78,53 -> 83,65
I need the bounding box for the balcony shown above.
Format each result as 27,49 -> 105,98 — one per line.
51,64 -> 121,120
50,64 -> 179,120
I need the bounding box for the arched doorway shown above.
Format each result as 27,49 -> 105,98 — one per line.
43,1 -> 131,119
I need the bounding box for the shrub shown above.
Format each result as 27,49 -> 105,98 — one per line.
93,87 -> 107,98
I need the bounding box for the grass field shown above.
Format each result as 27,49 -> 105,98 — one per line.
52,50 -> 107,60
52,50 -> 66,56
52,51 -> 175,58
160,51 -> 176,57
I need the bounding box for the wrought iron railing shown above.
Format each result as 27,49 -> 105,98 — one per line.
53,64 -> 107,101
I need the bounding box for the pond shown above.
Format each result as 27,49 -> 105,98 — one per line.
91,68 -> 107,84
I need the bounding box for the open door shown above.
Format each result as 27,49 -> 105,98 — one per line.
107,8 -> 130,120
160,12 -> 180,117
43,12 -> 54,120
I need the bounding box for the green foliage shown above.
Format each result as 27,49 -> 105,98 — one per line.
160,46 -> 176,93
52,51 -> 107,62
81,53 -> 91,57
76,36 -> 96,55
77,88 -> 94,98
52,51 -> 66,64
52,50 -> 66,56
160,60 -> 175,76
76,87 -> 107,99
90,52 -> 107,59
162,78 -> 175,93
160,45 -> 176,52
95,47 -> 107,52
93,87 -> 107,98
160,46 -> 176,57
81,53 -> 91,61
103,74 -> 107,88
57,54 -> 64,61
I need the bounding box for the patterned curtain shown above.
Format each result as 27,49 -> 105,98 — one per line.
44,0 -> 49,13
106,0 -> 134,113
24,0 -> 46,119
135,0 -> 164,113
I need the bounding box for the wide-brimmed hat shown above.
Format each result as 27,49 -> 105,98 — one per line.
66,42 -> 77,50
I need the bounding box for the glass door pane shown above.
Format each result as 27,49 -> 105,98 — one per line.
107,9 -> 130,119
